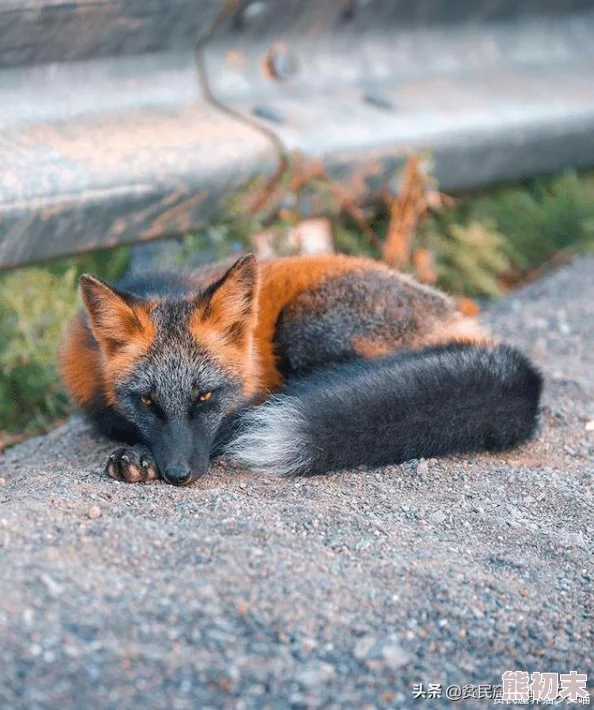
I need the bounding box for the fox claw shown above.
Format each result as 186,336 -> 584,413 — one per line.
104,447 -> 160,483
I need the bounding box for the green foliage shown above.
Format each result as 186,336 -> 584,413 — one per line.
0,247 -> 130,435
0,268 -> 79,432
332,169 -> 594,297
462,171 -> 594,267
422,220 -> 513,298
176,224 -> 251,266
333,219 -> 379,259
429,170 -> 594,296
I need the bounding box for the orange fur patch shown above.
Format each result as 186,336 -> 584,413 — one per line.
188,254 -> 387,397
254,255 -> 391,391
189,255 -> 262,397
79,275 -> 155,356
101,305 -> 157,403
59,317 -> 103,407
424,314 -> 493,348
351,337 -> 395,359
75,275 -> 157,404
60,308 -> 157,407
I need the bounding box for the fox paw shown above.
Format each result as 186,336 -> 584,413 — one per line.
104,447 -> 160,483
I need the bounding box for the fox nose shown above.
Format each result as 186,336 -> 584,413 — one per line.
163,466 -> 193,487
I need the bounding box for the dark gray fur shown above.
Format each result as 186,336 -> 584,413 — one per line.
275,270 -> 453,375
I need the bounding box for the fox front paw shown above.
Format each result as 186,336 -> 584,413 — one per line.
104,447 -> 160,483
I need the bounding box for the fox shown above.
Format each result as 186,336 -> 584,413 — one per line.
59,253 -> 542,486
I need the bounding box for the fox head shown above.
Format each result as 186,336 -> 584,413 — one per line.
79,255 -> 260,485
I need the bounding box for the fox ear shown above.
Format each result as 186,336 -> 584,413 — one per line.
79,274 -> 150,356
199,254 -> 259,330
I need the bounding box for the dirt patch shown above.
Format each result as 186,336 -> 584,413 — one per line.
0,257 -> 592,709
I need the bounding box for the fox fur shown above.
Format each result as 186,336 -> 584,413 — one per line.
59,254 -> 542,485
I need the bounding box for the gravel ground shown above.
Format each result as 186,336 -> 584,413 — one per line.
1,257 -> 592,710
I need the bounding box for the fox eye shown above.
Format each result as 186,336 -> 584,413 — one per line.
192,388 -> 213,403
140,395 -> 153,406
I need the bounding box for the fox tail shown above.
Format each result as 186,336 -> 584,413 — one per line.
224,343 -> 543,476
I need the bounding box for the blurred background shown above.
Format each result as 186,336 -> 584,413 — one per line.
1,0 -> 593,444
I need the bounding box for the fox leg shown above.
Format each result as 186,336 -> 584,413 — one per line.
104,446 -> 160,483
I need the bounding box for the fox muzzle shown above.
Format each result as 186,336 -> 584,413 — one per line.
152,419 -> 212,486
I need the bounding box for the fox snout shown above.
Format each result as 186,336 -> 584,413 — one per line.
162,465 -> 194,487
151,420 -> 212,486
159,453 -> 210,487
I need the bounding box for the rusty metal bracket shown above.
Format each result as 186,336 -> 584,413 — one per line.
1,0 -> 594,269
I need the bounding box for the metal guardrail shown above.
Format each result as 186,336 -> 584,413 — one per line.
1,0 -> 594,270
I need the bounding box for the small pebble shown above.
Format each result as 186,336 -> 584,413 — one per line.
429,510 -> 446,524
39,573 -> 62,597
416,460 -> 430,476
88,505 -> 102,520
301,637 -> 317,653
381,643 -> 410,669
0,478 -> 5,486
354,635 -> 376,660
295,662 -> 336,688
585,420 -> 594,431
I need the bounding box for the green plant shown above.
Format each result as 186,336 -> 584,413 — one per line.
420,219 -> 513,298
465,171 -> 594,268
0,268 -> 79,431
0,246 -> 130,435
